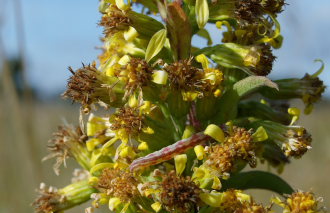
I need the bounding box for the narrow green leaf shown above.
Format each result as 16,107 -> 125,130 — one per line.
233,76 -> 278,98
195,0 -> 209,29
221,171 -> 294,195
145,29 -> 167,62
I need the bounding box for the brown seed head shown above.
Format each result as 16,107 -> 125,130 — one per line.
63,63 -> 108,109
251,44 -> 276,76
282,128 -> 312,158
98,168 -> 140,202
206,127 -> 256,174
301,74 -> 326,107
165,59 -> 204,92
124,58 -> 153,97
262,0 -> 286,14
99,5 -> 130,36
281,191 -> 323,213
235,0 -> 263,23
32,183 -> 65,213
43,125 -> 86,175
110,106 -> 144,137
160,171 -> 201,213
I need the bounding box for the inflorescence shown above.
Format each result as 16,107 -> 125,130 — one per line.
33,0 -> 327,213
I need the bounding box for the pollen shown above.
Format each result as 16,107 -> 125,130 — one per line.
98,168 -> 140,202
160,171 -> 201,213
280,191 -> 323,213
220,189 -> 269,213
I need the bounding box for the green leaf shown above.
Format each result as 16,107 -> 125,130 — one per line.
195,0 -> 209,29
145,29 -> 167,62
233,76 -> 278,98
221,171 -> 294,195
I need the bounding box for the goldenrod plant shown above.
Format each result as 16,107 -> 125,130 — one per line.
33,0 -> 327,212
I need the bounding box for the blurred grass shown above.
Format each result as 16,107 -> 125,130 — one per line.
0,98 -> 329,212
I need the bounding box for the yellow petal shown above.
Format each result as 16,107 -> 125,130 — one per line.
204,124 -> 224,143
212,176 -> 222,190
115,0 -> 130,11
152,70 -> 168,85
196,54 -> 209,69
138,142 -> 149,150
151,202 -> 162,212
288,107 -> 301,125
182,125 -> 195,139
199,192 -> 223,207
118,55 -> 131,65
252,126 -> 268,142
86,138 -> 102,151
174,154 -> 187,175
109,197 -> 121,211
194,145 -> 205,160
124,26 -> 138,42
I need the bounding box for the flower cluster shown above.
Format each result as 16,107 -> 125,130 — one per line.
33,0 -> 326,213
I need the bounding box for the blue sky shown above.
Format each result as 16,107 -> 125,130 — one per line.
1,0 -> 330,97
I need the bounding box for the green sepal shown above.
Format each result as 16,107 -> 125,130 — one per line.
127,10 -> 163,39
238,101 -> 291,125
221,171 -> 294,195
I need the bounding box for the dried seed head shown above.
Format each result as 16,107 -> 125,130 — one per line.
43,125 -> 87,175
98,168 -> 140,202
301,74 -> 326,111
278,191 -> 324,213
32,183 -> 65,213
250,44 -> 276,76
165,59 -> 222,100
165,59 -> 204,91
262,0 -> 286,14
110,106 -> 144,138
235,0 -> 263,23
125,58 -> 153,97
160,171 -> 201,213
99,5 -> 130,36
63,63 -> 115,110
206,127 -> 256,174
282,128 -> 312,158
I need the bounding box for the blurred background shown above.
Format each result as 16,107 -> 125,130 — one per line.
0,0 -> 329,212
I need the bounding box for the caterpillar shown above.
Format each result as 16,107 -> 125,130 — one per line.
129,132 -> 210,172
